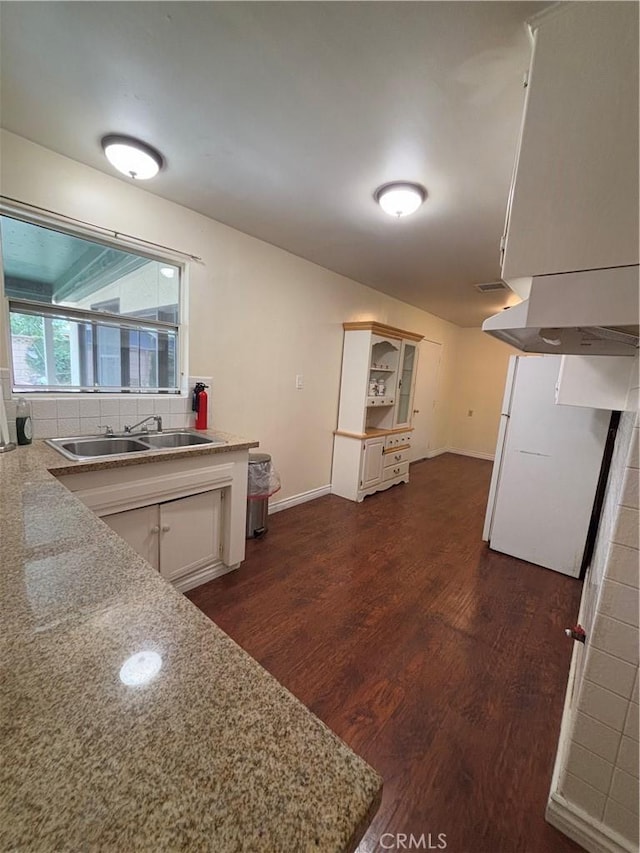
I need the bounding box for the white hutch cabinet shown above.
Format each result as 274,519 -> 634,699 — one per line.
331,322 -> 422,502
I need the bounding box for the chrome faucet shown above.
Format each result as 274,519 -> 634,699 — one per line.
123,415 -> 163,435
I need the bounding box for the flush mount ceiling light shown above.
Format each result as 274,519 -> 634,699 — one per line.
101,134 -> 164,180
374,182 -> 427,218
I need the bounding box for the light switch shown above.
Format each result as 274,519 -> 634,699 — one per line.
296,374 -> 304,390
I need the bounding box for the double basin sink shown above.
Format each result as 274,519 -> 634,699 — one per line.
46,431 -> 226,462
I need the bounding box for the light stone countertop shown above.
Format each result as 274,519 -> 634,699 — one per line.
0,435 -> 382,851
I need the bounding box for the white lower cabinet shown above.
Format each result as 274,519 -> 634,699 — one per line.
103,490 -> 222,583
360,437 -> 384,488
58,449 -> 250,593
331,430 -> 412,502
159,491 -> 222,582
104,504 -> 161,571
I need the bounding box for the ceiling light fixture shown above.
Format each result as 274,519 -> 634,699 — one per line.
374,182 -> 427,218
101,134 -> 164,180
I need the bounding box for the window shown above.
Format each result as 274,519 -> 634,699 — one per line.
1,215 -> 182,393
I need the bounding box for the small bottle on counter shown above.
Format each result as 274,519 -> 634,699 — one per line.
16,398 -> 33,445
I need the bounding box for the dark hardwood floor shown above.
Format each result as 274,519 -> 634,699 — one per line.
187,454 -> 584,853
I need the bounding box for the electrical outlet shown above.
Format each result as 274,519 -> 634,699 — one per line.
295,374 -> 304,390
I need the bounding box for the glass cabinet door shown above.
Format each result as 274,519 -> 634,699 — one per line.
395,341 -> 418,427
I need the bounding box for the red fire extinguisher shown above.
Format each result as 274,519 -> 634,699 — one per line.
192,383 -> 209,430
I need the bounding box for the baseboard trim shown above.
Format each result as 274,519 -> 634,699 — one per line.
172,561 -> 237,593
424,447 -> 449,459
269,485 -> 332,514
546,792 -> 636,853
447,447 -> 495,461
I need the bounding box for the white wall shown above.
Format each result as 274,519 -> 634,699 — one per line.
0,130 -> 470,501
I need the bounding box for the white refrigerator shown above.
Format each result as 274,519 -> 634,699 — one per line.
483,355 -> 612,577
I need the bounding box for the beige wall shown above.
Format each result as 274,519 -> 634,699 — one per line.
448,328 -> 518,458
1,131 -> 477,500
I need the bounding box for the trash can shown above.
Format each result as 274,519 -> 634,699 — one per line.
246,452 -> 281,539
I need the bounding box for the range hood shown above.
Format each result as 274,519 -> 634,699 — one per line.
483,266 -> 639,356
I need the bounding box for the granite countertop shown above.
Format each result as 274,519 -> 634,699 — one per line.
0,436 -> 382,851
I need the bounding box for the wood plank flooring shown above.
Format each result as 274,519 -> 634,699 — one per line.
187,454 -> 584,853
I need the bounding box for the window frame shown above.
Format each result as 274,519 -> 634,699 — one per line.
1,206 -> 189,397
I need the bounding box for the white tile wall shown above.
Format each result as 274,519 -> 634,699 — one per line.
0,368 -> 211,440
603,799 -> 639,847
565,743 -> 614,794
579,682 -> 630,731
582,648 -> 637,700
609,768 -> 639,814
598,580 -> 639,628
561,772 -> 606,820
616,736 -> 639,778
590,615 -> 639,667
607,543 -> 640,588
572,712 -> 621,764
560,417 -> 640,847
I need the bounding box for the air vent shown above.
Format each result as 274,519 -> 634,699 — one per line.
474,280 -> 508,293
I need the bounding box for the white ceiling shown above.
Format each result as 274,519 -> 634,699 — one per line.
0,1 -> 546,327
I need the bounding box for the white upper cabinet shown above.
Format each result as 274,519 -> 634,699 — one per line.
336,323 -> 422,435
501,2 -> 639,281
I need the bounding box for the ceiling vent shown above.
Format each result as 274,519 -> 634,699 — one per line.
474,280 -> 508,293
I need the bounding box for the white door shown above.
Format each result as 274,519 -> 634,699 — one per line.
361,438 -> 384,488
159,490 -> 222,582
410,340 -> 442,461
103,504 -> 160,571
488,356 -> 610,577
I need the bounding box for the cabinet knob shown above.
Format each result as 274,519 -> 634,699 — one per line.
395,454 -> 401,461
151,525 -> 160,534
161,525 -> 171,533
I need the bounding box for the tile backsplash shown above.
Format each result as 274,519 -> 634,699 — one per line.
0,368 -> 212,441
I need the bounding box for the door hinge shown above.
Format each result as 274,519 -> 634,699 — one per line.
220,490 -> 225,501
523,70 -> 529,88
219,542 -> 223,556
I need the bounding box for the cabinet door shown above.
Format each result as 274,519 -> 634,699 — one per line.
103,505 -> 160,571
501,3 -> 639,279
394,341 -> 419,428
360,438 -> 384,488
159,490 -> 222,582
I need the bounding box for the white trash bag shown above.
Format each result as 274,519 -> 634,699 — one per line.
247,453 -> 281,499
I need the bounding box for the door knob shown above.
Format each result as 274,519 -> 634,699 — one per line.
161,525 -> 171,533
151,525 -> 160,534
413,409 -> 420,414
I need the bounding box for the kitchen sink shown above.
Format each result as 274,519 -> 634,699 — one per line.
46,436 -> 151,460
138,431 -> 224,449
45,430 -> 226,461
